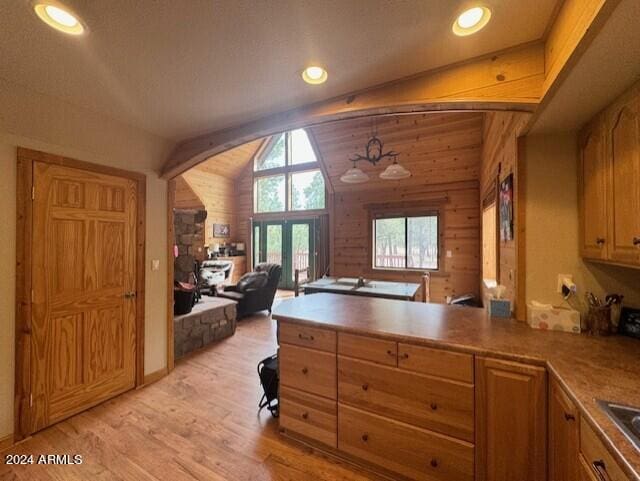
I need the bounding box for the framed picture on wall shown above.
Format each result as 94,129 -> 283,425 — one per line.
213,223 -> 230,238
499,174 -> 514,242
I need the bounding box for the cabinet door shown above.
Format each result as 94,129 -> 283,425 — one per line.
475,357 -> 547,481
549,377 -> 579,481
609,95 -> 640,265
579,122 -> 608,260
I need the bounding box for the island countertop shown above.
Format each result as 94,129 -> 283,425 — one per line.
272,293 -> 640,480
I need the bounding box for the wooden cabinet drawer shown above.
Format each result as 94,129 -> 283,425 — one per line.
280,386 -> 337,448
338,356 -> 474,442
338,404 -> 474,481
580,418 -> 630,481
279,343 -> 336,399
579,455 -> 599,481
278,322 -> 336,353
338,333 -> 397,366
398,343 -> 473,383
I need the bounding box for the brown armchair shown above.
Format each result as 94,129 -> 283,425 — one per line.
217,263 -> 281,318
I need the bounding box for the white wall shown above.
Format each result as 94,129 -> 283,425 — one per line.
525,133 -> 640,312
0,78 -> 174,440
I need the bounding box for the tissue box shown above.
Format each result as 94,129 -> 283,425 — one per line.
488,299 -> 512,318
527,304 -> 581,333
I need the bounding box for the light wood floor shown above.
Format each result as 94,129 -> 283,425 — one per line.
1,308 -> 379,481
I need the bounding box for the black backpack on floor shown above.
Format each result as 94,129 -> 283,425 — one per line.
257,354 -> 279,417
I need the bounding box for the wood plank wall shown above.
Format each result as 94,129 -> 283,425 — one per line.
332,182 -> 481,302
234,161 -> 254,261
480,111 -> 531,317
310,113 -> 484,303
174,176 -> 204,210
180,169 -> 238,248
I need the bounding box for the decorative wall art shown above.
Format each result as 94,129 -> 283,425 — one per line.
213,223 -> 230,238
499,174 -> 514,242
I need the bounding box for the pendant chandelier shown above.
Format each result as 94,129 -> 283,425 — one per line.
340,120 -> 411,184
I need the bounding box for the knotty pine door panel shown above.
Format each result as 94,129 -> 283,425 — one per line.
31,162 -> 137,432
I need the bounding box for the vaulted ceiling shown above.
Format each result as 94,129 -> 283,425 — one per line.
0,0 -> 559,141
191,111 -> 484,193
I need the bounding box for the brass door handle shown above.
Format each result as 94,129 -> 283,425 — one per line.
430,403 -> 438,411
298,333 -> 315,341
301,412 -> 309,420
361,433 -> 369,442
301,367 -> 308,375
564,412 -> 575,421
430,458 -> 439,468
124,292 -> 136,299
596,237 -> 605,245
633,237 -> 640,246
362,383 -> 369,391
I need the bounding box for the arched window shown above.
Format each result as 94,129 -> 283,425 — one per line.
253,129 -> 326,213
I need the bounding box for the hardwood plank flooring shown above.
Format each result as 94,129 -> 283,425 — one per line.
1,308 -> 379,481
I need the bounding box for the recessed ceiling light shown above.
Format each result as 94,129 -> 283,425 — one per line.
34,2 -> 85,35
452,6 -> 491,36
302,66 -> 328,85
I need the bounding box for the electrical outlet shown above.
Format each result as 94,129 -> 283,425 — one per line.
151,259 -> 160,271
557,274 -> 573,293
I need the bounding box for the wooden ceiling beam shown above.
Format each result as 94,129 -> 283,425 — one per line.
161,42 -> 544,179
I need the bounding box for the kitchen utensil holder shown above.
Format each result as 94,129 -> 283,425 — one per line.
586,305 -> 612,336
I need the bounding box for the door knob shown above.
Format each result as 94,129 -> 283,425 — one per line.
124,292 -> 136,299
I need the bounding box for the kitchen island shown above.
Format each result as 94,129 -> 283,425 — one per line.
272,293 -> 640,481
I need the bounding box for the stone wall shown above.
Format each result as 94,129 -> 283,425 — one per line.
174,297 -> 237,359
174,209 -> 207,282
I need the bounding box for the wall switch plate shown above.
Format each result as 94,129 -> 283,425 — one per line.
446,250 -> 452,258
151,259 -> 160,271
557,274 -> 573,293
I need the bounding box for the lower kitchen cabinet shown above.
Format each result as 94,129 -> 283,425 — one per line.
475,357 -> 548,481
338,404 -> 474,481
549,376 -> 580,481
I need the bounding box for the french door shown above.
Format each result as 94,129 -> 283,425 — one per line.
253,219 -> 315,289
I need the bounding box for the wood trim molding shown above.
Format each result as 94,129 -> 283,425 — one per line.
14,148 -> 147,440
143,367 -> 168,386
0,433 -> 14,453
161,42 -> 545,179
167,179 -> 176,373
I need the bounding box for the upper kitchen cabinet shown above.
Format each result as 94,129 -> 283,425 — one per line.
608,89 -> 640,265
579,119 -> 608,260
579,81 -> 640,268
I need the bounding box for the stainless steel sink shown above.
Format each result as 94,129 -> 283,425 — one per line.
598,400 -> 640,450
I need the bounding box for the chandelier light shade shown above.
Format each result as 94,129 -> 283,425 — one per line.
340,165 -> 370,184
340,120 -> 410,184
379,158 -> 411,180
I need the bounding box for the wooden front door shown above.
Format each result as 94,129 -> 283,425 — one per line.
30,161 -> 138,432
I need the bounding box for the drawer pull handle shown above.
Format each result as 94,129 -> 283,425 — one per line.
362,383 -> 369,391
564,412 -> 575,421
386,349 -> 395,356
430,403 -> 438,411
592,460 -> 612,481
301,412 -> 309,420
301,367 -> 308,375
361,433 -> 369,442
596,237 -> 606,245
401,353 -> 409,359
633,237 -> 640,246
298,333 -> 315,341
430,458 -> 439,468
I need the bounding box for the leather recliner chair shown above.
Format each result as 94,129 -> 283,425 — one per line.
217,263 -> 282,318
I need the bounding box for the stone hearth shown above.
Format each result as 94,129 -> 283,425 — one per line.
174,296 -> 237,360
